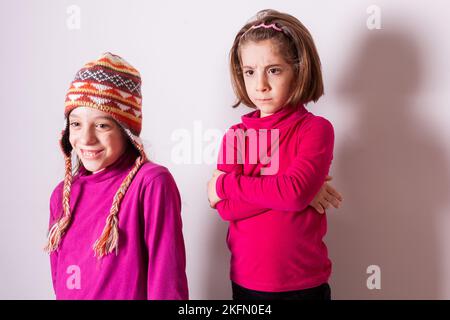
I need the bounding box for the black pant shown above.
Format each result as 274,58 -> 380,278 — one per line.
232,282 -> 331,300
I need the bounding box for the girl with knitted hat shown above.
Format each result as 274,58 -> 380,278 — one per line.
45,52 -> 188,300
208,9 -> 343,300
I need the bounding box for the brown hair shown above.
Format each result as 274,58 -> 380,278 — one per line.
229,9 -> 324,108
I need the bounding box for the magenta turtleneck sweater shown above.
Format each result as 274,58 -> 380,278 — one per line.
215,103 -> 334,292
48,150 -> 188,299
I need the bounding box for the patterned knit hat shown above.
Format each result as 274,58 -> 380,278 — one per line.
64,52 -> 143,135
45,53 -> 148,258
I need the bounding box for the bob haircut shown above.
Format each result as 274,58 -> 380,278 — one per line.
229,9 -> 324,108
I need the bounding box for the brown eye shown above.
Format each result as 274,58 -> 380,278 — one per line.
244,70 -> 254,76
96,123 -> 110,129
268,68 -> 281,75
70,121 -> 80,127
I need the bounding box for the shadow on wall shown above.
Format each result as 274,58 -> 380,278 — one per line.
205,213 -> 232,299
327,27 -> 450,299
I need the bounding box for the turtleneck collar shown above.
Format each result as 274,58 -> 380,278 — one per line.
241,103 -> 308,130
77,146 -> 138,183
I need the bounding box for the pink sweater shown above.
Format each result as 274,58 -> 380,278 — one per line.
215,103 -> 334,292
49,150 -> 189,299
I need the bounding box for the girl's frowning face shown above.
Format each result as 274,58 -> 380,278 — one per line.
68,107 -> 128,173
240,39 -> 295,117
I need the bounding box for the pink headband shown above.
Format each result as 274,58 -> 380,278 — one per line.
250,22 -> 283,32
239,22 -> 285,41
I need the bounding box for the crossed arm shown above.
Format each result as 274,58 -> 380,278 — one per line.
207,119 -> 343,221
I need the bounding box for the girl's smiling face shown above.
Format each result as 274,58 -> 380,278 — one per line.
68,107 -> 128,173
240,39 -> 295,117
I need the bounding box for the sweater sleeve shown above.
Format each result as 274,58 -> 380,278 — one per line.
216,118 -> 335,212
141,171 -> 189,300
215,199 -> 271,221
215,128 -> 269,221
216,126 -> 245,174
48,183 -> 63,296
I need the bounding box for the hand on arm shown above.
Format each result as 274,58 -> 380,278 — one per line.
309,175 -> 343,214
208,169 -> 272,221
207,169 -> 225,208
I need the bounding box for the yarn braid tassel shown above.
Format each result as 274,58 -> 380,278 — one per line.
44,155 -> 73,253
93,150 -> 147,258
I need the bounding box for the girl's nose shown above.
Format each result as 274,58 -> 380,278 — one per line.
256,74 -> 269,92
79,126 -> 97,145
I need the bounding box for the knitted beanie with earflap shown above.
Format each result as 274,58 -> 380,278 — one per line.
45,52 -> 148,258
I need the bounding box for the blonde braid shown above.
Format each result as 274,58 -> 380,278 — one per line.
92,145 -> 147,258
44,154 -> 73,253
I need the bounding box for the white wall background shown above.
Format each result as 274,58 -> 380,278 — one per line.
1,0 -> 449,299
